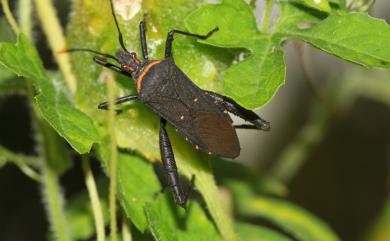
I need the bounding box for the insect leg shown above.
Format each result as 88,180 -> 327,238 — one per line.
164,27 -> 219,58
206,91 -> 271,131
98,95 -> 138,110
159,118 -> 189,208
93,56 -> 132,77
139,20 -> 149,61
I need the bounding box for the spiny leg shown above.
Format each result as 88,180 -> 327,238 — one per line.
159,118 -> 192,208
139,20 -> 149,60
164,27 -> 219,58
206,91 -> 270,131
98,95 -> 138,110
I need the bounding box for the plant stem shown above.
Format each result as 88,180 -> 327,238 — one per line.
107,72 -> 118,241
82,156 -> 106,241
18,0 -> 32,38
41,160 -> 72,241
15,2 -> 73,241
122,220 -> 132,241
1,0 -> 21,35
249,0 -> 256,9
33,0 -> 77,94
261,0 -> 273,32
0,145 -> 41,181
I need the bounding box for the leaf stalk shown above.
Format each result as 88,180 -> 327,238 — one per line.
82,156 -> 106,241
261,0 -> 273,32
1,0 -> 21,35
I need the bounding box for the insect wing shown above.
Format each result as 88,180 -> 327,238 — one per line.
143,63 -> 240,158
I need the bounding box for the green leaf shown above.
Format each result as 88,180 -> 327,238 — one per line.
0,34 -> 99,153
68,1 -> 238,240
185,0 -> 286,109
0,75 -> 25,93
276,3 -> 390,68
328,0 -> 345,6
144,193 -> 220,241
0,65 -> 20,93
0,62 -> 24,93
237,196 -> 341,241
117,152 -> 161,231
235,222 -> 293,241
40,122 -> 73,175
293,0 -> 331,12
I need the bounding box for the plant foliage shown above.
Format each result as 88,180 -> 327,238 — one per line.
0,0 -> 389,240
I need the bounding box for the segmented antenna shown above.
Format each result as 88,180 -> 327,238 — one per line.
59,48 -> 119,62
109,0 -> 129,53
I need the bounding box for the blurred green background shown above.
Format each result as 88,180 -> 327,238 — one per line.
1,0 -> 390,241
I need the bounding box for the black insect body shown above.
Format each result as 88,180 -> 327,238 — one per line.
67,0 -> 270,207
138,58 -> 241,158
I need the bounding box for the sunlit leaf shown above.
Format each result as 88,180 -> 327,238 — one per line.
185,0 -> 286,109
236,196 -> 341,241
276,3 -> 390,68
117,152 -> 161,231
144,193 -> 220,241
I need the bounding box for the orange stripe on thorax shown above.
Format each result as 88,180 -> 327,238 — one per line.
136,61 -> 162,93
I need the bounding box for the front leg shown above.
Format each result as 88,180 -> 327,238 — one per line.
206,91 -> 271,131
98,95 -> 138,110
159,118 -> 192,208
164,27 -> 219,58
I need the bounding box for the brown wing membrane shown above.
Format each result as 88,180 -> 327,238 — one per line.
193,111 -> 240,158
147,98 -> 240,158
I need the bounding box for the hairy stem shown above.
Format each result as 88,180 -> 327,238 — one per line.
1,0 -> 21,35
122,220 -> 132,241
41,161 -> 72,241
261,0 -> 273,32
107,72 -> 118,241
14,2 -> 73,241
249,0 -> 256,9
33,0 -> 77,94
82,156 -> 106,241
0,145 -> 41,181
18,0 -> 32,37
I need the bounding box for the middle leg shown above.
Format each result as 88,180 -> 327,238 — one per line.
98,95 -> 138,110
159,118 -> 191,208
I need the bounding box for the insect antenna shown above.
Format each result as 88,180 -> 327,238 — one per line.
109,0 -> 129,53
59,48 -> 120,62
